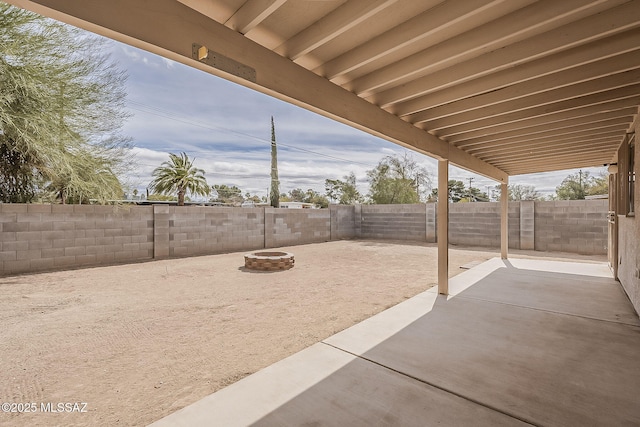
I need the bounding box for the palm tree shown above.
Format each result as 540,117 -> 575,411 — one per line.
149,152 -> 210,206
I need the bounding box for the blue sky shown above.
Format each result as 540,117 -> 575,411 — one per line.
106,38 -> 606,200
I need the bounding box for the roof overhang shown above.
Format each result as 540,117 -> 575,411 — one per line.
8,0 -> 640,181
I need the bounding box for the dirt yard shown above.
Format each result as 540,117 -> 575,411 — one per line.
0,240 -> 605,426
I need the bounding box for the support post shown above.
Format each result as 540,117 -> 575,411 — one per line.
438,160 -> 449,295
501,181 -> 509,259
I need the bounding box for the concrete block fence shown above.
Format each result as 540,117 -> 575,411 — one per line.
534,199 -> 608,254
167,206 -> 264,257
265,208 -> 330,248
0,204 -> 154,275
0,200 -> 608,275
359,204 -> 428,241
449,202 -> 521,249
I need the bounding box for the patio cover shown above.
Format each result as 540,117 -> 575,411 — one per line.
8,0 -> 639,177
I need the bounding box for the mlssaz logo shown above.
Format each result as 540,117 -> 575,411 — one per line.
40,402 -> 88,413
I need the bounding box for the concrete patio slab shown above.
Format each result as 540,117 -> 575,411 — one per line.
151,342 -> 531,427
329,296 -> 640,426
150,258 -> 640,427
432,258 -> 640,326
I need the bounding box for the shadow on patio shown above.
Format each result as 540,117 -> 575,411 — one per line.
151,258 -> 640,426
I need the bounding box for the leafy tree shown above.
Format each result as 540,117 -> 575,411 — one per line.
325,179 -> 341,203
428,180 -> 467,202
587,172 -> 609,196
44,147 -> 124,204
555,170 -> 602,200
325,172 -> 364,204
149,152 -> 210,206
279,193 -> 292,202
244,192 -> 262,203
0,144 -> 39,203
0,4 -> 131,203
283,188 -> 329,208
367,154 -> 432,204
303,189 -> 329,208
288,188 -> 306,202
212,184 -> 243,205
460,187 -> 489,202
509,184 -> 542,201
494,184 -> 542,201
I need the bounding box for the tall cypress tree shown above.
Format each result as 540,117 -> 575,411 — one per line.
269,116 -> 280,208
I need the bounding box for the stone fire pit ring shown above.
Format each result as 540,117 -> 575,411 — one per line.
244,251 -> 295,271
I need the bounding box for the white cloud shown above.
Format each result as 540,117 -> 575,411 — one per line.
161,57 -> 176,69
380,147 -> 399,155
119,46 -> 140,61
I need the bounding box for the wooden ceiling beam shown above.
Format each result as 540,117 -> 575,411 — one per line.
447,103 -> 638,143
479,137 -> 622,162
224,0 -> 287,35
407,52 -> 640,123
315,0 -> 493,80
421,68 -> 640,129
175,0 -> 235,23
493,149 -> 618,168
390,28 -> 640,116
499,158 -> 616,175
504,158 -> 614,174
438,92 -> 640,139
356,0 -> 629,97
374,1 -> 640,106
467,125 -> 630,155
347,0 -> 544,95
455,111 -> 635,150
274,0 -> 397,61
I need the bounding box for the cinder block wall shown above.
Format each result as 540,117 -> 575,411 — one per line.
0,204 -> 153,275
264,208 -> 330,248
168,207 -> 264,257
448,202 -> 520,248
330,205 -> 356,239
0,200 -> 609,276
360,204 -> 427,241
534,199 -> 608,255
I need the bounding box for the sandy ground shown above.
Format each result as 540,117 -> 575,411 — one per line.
0,240 -> 606,426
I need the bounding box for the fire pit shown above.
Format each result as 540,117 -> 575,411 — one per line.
244,251 -> 295,271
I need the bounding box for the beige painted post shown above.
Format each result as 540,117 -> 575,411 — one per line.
438,160 -> 449,295
501,182 -> 509,259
